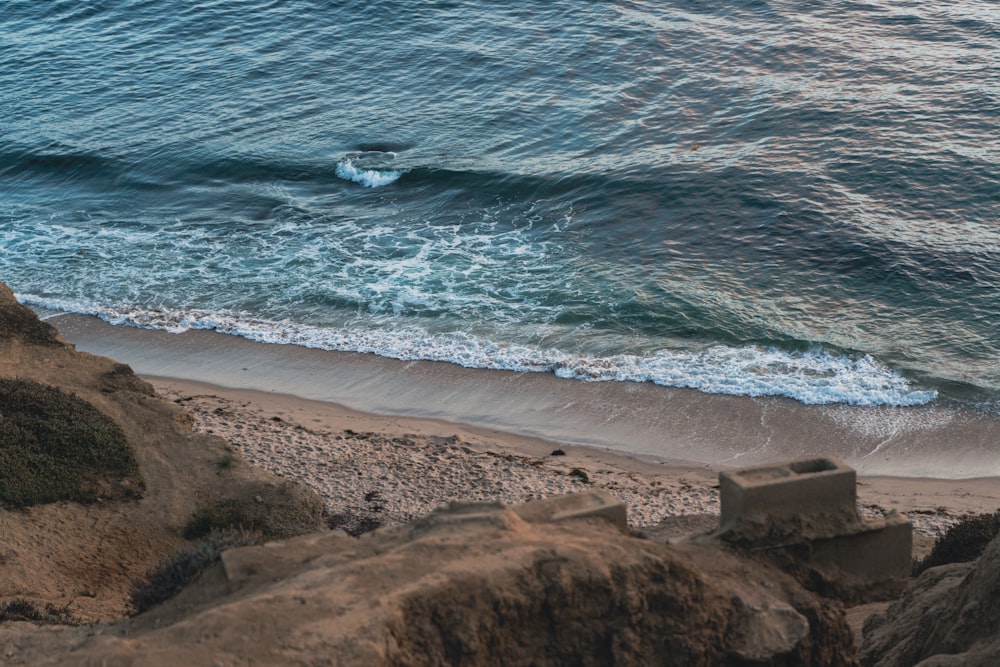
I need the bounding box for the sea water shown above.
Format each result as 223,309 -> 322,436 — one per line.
2,0 -> 998,411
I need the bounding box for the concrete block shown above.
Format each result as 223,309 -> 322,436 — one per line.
720,456 -> 856,529
416,501 -> 511,532
717,456 -> 913,591
514,490 -> 628,532
811,511 -> 913,581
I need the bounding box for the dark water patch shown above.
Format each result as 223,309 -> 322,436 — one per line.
0,147 -> 122,180
353,142 -> 415,154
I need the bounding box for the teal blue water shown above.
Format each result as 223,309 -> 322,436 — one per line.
2,0 -> 998,407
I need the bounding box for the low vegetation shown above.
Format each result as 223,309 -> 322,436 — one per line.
913,511 -> 1000,576
183,500 -> 249,539
0,599 -> 79,625
0,378 -> 143,508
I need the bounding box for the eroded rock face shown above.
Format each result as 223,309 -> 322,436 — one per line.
12,498 -> 857,667
861,533 -> 1000,666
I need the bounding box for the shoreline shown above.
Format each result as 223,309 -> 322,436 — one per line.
43,311 -> 1000,479
36,311 -> 1000,536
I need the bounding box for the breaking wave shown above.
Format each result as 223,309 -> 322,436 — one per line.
335,158 -> 404,187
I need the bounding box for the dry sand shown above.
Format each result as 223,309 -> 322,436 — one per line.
149,377 -> 1000,537
150,378 -> 720,531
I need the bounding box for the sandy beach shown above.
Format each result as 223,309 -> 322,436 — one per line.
149,376 -> 999,538
45,311 -> 1000,479
37,310 -> 1000,539
150,377 -> 720,531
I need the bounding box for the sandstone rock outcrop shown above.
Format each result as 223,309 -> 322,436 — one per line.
0,282 -> 64,347
860,532 -> 1000,666
5,496 -> 856,666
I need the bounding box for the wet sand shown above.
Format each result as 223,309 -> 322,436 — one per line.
46,311 -> 1000,478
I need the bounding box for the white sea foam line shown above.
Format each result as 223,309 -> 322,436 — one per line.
21,294 -> 938,408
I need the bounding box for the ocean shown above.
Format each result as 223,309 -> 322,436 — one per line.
2,0 -> 998,418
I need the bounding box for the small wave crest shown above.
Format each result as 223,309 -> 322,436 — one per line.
335,158 -> 403,187
22,295 -> 937,407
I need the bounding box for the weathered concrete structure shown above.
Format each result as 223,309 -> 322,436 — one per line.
717,456 -> 912,594
512,488 -> 628,530
720,456 -> 857,529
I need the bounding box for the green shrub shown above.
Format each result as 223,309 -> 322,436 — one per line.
0,378 -> 143,508
131,529 -> 262,614
183,500 -> 244,539
913,511 -> 1000,576
184,482 -> 323,540
569,468 -> 590,483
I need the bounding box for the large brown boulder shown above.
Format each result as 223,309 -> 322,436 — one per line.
861,532 -> 1000,666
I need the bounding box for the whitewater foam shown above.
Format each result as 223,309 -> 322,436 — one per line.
22,295 -> 937,408
335,158 -> 403,187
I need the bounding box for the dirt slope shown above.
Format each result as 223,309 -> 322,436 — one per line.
0,282 -> 322,621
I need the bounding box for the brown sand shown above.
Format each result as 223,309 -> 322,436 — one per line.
148,377 -> 1000,536
149,377 -> 720,530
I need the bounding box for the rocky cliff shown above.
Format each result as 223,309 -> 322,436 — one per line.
861,531 -> 1000,666
5,496 -> 861,666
